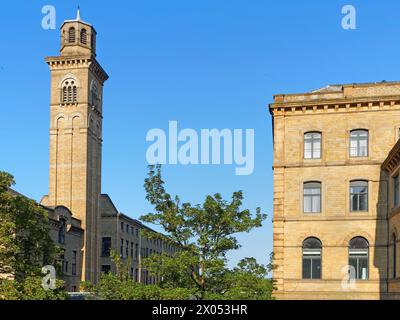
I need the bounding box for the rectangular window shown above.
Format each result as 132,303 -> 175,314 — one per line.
394,174 -> 399,207
101,265 -> 111,273
350,181 -> 368,212
304,132 -> 321,159
126,224 -> 129,233
120,238 -> 124,257
135,243 -> 139,259
135,268 -> 138,282
303,182 -> 321,213
72,250 -> 77,276
121,222 -> 124,232
126,240 -> 129,257
130,242 -> 134,257
350,130 -> 368,157
101,237 -> 111,257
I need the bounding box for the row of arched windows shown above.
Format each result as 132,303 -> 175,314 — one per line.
303,180 -> 368,213
302,236 -> 398,280
62,80 -> 77,104
68,27 -> 87,45
304,129 -> 368,159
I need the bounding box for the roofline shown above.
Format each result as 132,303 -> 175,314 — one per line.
60,20 -> 96,33
272,81 -> 400,98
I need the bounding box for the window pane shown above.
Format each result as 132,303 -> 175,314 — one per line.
313,146 -> 321,158
312,195 -> 321,212
304,196 -> 312,212
349,258 -> 357,280
304,140 -> 312,159
350,138 -> 358,157
303,258 -> 311,279
359,257 -> 368,280
312,258 -> 321,279
359,194 -> 367,211
351,194 -> 358,211
359,139 -> 368,156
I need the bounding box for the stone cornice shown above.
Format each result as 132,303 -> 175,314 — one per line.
45,55 -> 109,84
382,138 -> 400,173
269,96 -> 400,116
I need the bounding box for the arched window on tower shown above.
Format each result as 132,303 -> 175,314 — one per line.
68,27 -> 76,43
91,82 -> 99,108
61,79 -> 78,104
80,29 -> 87,45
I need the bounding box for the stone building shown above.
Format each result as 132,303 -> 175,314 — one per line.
99,195 -> 177,285
29,10 -> 177,291
270,81 -> 400,299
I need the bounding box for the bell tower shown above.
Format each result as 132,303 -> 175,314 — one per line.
41,9 -> 108,283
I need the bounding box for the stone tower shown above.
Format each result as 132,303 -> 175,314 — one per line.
41,9 -> 108,283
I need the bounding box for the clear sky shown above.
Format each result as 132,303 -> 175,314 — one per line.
1,0 -> 400,267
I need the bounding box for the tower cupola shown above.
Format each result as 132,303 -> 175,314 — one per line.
60,8 -> 97,57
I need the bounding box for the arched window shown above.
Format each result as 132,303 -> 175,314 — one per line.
68,27 -> 76,43
350,180 -> 368,212
393,233 -> 397,279
302,237 -> 322,279
61,80 -> 77,104
91,82 -> 98,108
58,218 -> 66,244
349,237 -> 369,280
304,132 -> 321,159
350,129 -> 368,157
303,182 -> 321,213
80,29 -> 87,45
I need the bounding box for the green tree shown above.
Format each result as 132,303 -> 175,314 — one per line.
140,165 -> 267,299
0,171 -> 65,300
221,257 -> 275,300
92,251 -> 194,300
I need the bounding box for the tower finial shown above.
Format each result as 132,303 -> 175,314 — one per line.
76,6 -> 81,21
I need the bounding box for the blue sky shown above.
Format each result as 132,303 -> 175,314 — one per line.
1,0 -> 400,267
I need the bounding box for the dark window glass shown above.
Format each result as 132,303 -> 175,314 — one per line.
101,237 -> 111,257
350,181 -> 368,212
101,265 -> 111,273
349,237 -> 369,280
58,219 -> 66,244
302,237 -> 322,279
72,250 -> 77,276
